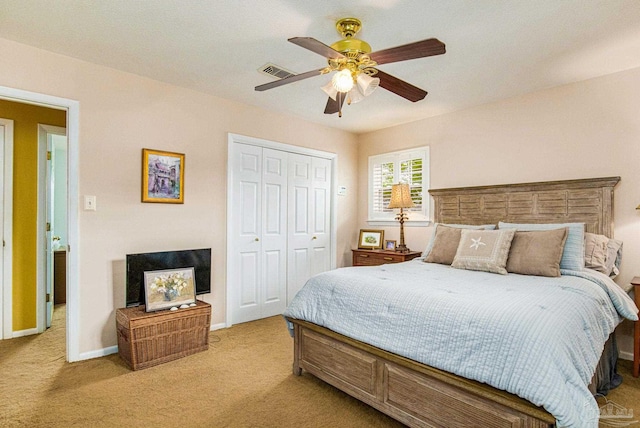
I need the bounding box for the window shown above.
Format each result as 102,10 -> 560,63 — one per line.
368,147 -> 429,223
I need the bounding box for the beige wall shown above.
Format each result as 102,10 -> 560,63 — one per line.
0,38 -> 358,354
358,66 -> 640,356
3,32 -> 637,358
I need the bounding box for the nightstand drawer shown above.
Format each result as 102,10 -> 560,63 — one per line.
352,249 -> 421,267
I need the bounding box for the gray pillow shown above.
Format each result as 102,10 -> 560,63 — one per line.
506,228 -> 568,277
584,232 -> 608,273
583,232 -> 623,277
605,238 -> 623,277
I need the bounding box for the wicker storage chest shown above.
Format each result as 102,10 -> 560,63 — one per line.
116,300 -> 211,370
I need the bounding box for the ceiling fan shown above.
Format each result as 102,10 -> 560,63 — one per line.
255,17 -> 446,117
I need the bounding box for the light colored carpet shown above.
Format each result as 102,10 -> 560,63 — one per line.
0,305 -> 637,427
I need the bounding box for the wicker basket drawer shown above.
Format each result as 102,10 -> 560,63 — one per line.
116,300 -> 211,370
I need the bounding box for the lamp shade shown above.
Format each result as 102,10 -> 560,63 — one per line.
388,183 -> 415,209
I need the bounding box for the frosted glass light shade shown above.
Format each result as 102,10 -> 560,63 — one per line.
347,88 -> 364,104
332,69 -> 354,92
388,183 -> 415,209
357,73 -> 380,97
321,81 -> 338,100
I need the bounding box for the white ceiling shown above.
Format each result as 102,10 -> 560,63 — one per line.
1,0 -> 639,134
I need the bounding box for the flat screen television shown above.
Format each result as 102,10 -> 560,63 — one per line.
125,248 -> 211,307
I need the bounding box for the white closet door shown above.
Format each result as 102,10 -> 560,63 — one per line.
309,156 -> 331,277
260,148 -> 288,317
287,154 -> 332,303
232,143 -> 262,324
230,144 -> 288,324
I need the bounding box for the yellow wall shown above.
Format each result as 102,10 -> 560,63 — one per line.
0,99 -> 66,331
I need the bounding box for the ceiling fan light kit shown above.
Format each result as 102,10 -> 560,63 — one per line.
255,17 -> 446,118
332,68 -> 355,92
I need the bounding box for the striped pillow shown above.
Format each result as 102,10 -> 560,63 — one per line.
498,222 -> 585,271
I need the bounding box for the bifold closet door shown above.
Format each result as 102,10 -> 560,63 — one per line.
230,144 -> 288,324
287,154 -> 332,303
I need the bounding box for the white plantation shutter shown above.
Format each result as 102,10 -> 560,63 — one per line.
372,160 -> 394,215
368,147 -> 429,222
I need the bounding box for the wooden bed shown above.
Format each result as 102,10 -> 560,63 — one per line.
287,176 -> 620,428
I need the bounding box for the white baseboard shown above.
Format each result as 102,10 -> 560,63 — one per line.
75,325 -> 224,361
78,345 -> 118,361
12,328 -> 38,338
210,322 -> 226,331
619,350 -> 633,361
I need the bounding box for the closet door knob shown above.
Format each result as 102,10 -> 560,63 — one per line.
312,236 -> 317,240
254,238 -> 260,242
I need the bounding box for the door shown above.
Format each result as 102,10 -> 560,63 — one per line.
45,133 -> 54,328
0,118 -> 14,339
38,124 -> 66,331
287,154 -> 332,303
230,144 -> 288,324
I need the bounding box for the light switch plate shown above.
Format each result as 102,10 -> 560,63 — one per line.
337,186 -> 347,196
84,195 -> 96,211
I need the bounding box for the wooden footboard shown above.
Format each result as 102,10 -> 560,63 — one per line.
288,318 -> 555,428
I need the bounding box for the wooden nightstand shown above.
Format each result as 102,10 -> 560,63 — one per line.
352,249 -> 422,267
632,277 -> 640,377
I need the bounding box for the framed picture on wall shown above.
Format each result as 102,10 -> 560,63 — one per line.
358,229 -> 384,249
142,148 -> 185,203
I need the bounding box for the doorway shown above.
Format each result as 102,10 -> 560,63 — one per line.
0,118 -> 13,339
37,125 -> 67,331
0,85 -> 80,362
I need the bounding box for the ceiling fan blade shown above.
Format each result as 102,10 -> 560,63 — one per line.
255,68 -> 325,91
289,37 -> 345,59
370,38 -> 445,65
324,93 -> 346,115
375,69 -> 428,102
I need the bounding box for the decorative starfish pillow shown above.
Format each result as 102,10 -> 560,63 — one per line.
451,229 -> 516,275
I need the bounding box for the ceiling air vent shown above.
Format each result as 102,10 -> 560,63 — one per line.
258,63 -> 296,80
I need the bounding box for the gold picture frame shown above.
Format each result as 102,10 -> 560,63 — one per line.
142,148 -> 185,203
358,229 -> 384,249
384,240 -> 397,251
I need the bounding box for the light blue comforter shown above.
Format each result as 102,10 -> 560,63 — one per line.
283,260 -> 638,428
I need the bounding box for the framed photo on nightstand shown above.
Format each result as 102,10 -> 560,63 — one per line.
358,229 -> 384,249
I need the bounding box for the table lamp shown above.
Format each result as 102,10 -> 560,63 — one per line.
388,183 -> 415,253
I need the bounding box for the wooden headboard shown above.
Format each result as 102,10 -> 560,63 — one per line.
429,177 -> 620,238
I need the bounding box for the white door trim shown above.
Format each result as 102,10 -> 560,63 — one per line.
37,124 -> 66,333
0,118 -> 14,339
226,133 -> 337,327
0,85 -> 80,362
